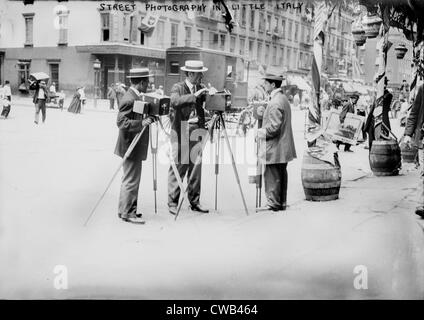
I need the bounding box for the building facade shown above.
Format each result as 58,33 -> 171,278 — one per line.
0,0 -> 360,98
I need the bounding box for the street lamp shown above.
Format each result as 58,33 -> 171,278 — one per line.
93,58 -> 101,108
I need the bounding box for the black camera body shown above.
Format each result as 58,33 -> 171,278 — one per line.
205,90 -> 232,112
133,93 -> 170,116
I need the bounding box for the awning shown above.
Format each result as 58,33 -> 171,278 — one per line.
286,75 -> 311,91
75,43 -> 166,60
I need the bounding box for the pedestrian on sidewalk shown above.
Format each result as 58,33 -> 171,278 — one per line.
336,93 -> 358,152
33,81 -> 49,124
257,73 -> 296,211
68,86 -> 85,114
114,68 -> 157,224
107,84 -> 116,110
58,90 -> 65,111
1,80 -> 12,119
403,83 -> 424,218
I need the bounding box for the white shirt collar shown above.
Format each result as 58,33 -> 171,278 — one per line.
185,79 -> 195,93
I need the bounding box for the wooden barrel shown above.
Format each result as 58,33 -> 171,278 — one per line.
400,143 -> 418,163
369,139 -> 401,176
301,151 -> 342,201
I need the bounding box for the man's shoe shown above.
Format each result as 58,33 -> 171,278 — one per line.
256,205 -> 281,212
121,216 -> 145,224
190,204 -> 209,213
118,213 -> 142,219
415,206 -> 424,218
169,206 -> 178,216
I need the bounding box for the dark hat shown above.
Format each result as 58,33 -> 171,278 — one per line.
126,68 -> 154,78
348,92 -> 360,98
262,73 -> 285,81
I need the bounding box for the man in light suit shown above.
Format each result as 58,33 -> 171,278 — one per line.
404,83 -> 424,218
257,73 -> 297,211
114,68 -> 156,223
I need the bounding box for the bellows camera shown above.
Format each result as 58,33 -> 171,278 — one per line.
205,90 -> 232,112
133,93 -> 170,116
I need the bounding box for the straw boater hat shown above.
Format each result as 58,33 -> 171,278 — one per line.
181,60 -> 208,72
126,68 -> 154,78
262,73 -> 285,81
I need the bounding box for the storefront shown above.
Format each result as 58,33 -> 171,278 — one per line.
76,44 -> 165,98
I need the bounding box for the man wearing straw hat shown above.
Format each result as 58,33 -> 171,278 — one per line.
257,73 -> 296,211
167,60 -> 210,215
114,68 -> 156,223
33,80 -> 50,125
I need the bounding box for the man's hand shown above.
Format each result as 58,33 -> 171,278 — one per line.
257,128 -> 266,140
403,135 -> 412,146
194,87 -> 208,97
142,115 -> 156,127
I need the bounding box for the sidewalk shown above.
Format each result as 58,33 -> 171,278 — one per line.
11,94 -> 116,113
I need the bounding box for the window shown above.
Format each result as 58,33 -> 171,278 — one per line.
279,46 -> 285,65
272,46 -> 277,65
100,13 -> 110,41
230,36 -> 236,53
257,42 -> 263,61
156,20 -> 165,46
288,20 -> 292,40
123,15 -> 130,41
294,23 -> 299,41
281,19 -> 286,38
185,26 -> 192,46
140,33 -> 145,45
49,63 -> 59,90
259,12 -> 265,32
220,34 -> 226,50
250,10 -> 255,29
241,6 -> 246,27
274,17 -> 279,33
249,40 -> 254,55
239,37 -> 245,56
265,44 -> 270,64
209,33 -> 219,50
286,48 -> 291,68
171,23 -> 178,47
169,61 -> 179,74
197,29 -> 204,47
292,48 -> 297,69
267,14 -> 271,32
18,60 -> 30,89
23,13 -> 34,46
130,16 -> 137,43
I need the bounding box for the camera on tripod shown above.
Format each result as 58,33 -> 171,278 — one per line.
205,89 -> 232,112
133,92 -> 170,116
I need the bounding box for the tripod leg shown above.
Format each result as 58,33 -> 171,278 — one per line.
84,126 -> 148,226
174,116 -> 218,220
214,124 -> 220,211
150,124 -> 158,214
219,113 -> 249,216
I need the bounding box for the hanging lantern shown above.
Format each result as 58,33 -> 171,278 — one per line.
394,43 -> 408,59
362,14 -> 382,39
352,19 -> 367,46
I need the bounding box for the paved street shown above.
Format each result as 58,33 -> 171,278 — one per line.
1,98 -> 423,299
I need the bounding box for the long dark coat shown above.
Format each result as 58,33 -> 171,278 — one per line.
405,84 -> 424,148
114,88 -> 150,161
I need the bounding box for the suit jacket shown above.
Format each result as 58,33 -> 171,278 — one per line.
33,84 -> 49,104
405,84 -> 424,148
260,89 -> 297,164
114,88 -> 150,160
339,102 -> 354,124
169,81 -> 206,134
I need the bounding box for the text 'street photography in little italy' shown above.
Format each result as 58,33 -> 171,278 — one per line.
0,0 -> 424,303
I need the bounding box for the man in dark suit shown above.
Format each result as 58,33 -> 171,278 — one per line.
167,60 -> 210,215
257,73 -> 297,211
114,68 -> 156,223
404,83 -> 424,218
33,80 -> 49,124
336,92 -> 358,152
